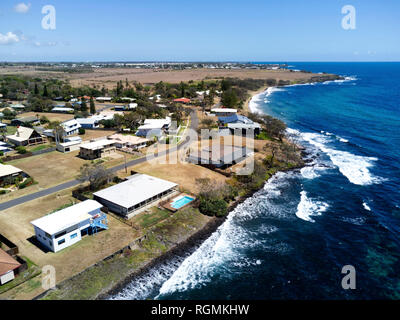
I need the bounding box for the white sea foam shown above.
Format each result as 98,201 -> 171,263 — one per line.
299,131 -> 382,186
109,256 -> 186,300
249,87 -> 284,113
300,166 -> 326,179
296,191 -> 329,223
363,202 -> 371,211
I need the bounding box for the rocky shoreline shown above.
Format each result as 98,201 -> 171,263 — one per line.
97,182 -> 269,300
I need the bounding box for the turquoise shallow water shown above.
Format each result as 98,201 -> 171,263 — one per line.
111,63 -> 400,300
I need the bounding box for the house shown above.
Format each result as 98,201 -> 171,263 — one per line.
56,136 -> 82,153
6,126 -> 44,146
186,145 -> 253,168
51,107 -> 74,113
173,98 -> 191,104
0,164 -> 25,186
108,133 -> 149,149
30,200 -> 108,253
79,139 -> 116,160
226,122 -> 261,136
211,108 -> 238,117
93,173 -> 178,219
96,97 -> 112,102
136,117 -> 171,138
0,141 -> 13,154
114,103 -> 137,111
11,116 -> 40,127
61,119 -> 81,136
218,114 -> 261,135
120,97 -> 136,102
0,249 -> 21,285
76,117 -> 100,129
10,104 -> 26,111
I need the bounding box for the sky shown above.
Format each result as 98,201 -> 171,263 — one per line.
0,0 -> 399,62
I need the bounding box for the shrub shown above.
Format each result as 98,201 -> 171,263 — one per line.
15,146 -> 27,154
199,198 -> 228,217
18,177 -> 34,189
79,127 -> 86,135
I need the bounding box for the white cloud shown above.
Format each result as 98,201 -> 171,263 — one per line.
32,41 -> 58,47
14,3 -> 31,14
0,32 -> 20,45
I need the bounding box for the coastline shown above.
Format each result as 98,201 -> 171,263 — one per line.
96,86 -> 312,300
35,72 -> 338,301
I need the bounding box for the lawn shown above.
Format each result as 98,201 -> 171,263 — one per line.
133,207 -> 171,229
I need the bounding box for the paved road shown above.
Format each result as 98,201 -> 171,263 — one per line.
0,110 -> 198,211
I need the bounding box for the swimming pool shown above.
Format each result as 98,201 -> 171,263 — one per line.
171,196 -> 195,209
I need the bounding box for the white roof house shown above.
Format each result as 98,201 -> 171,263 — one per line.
80,139 -> 116,151
76,118 -> 100,128
6,127 -> 43,146
211,108 -> 238,115
136,117 -> 172,137
108,134 -> 149,148
0,164 -> 23,179
52,107 -> 74,113
31,200 -> 103,236
61,119 -> 81,135
96,97 -> 112,102
10,104 -> 25,110
93,174 -> 177,218
31,200 -> 106,253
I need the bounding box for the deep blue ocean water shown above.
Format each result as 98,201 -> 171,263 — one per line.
111,62 -> 400,300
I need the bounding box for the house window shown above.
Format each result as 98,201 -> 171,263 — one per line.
70,233 -> 77,239
55,231 -> 67,239
58,239 -> 65,245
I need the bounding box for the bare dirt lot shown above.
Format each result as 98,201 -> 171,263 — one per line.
0,66 -> 331,88
19,112 -> 74,123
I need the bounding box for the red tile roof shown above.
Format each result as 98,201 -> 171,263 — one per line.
173,98 -> 191,103
0,248 -> 21,276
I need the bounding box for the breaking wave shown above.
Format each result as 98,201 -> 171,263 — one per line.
295,191 -> 329,223
288,128 -> 383,186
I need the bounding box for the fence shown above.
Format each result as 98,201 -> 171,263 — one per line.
0,233 -> 19,256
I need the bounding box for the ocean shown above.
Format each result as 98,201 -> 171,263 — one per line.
110,62 -> 400,300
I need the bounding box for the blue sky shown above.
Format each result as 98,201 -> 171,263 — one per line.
0,0 -> 399,62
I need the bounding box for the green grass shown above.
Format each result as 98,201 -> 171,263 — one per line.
0,256 -> 41,295
28,144 -> 52,152
137,208 -> 171,229
256,131 -> 273,141
5,126 -> 17,135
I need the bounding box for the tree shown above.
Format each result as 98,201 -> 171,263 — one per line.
81,98 -> 88,113
43,85 -> 49,97
77,163 -> 113,191
34,83 -> 39,95
221,88 -> 238,108
89,96 -> 96,114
